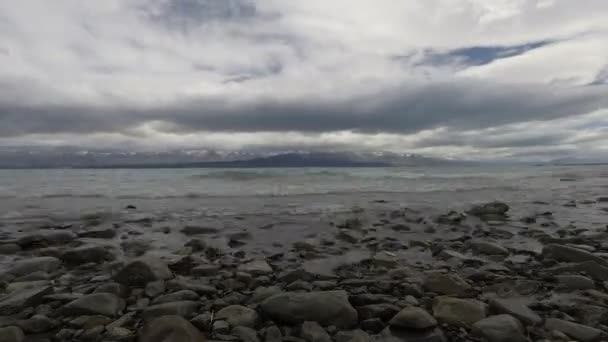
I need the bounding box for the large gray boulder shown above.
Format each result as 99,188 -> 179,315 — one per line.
545,318 -> 603,342
63,293 -> 125,317
389,307 -> 437,329
6,257 -> 61,277
61,245 -> 115,265
0,281 -> 53,315
260,291 -> 357,328
432,297 -> 487,327
542,244 -> 607,265
423,273 -> 471,296
0,326 -> 25,342
489,298 -> 541,326
215,305 -> 260,328
138,315 -> 205,342
114,258 -> 172,286
472,315 -> 526,342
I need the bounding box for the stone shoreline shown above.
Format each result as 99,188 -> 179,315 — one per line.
1,200 -> 608,342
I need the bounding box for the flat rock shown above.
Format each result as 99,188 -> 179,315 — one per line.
215,305 -> 260,328
375,327 -> 446,342
556,275 -> 595,290
233,326 -> 260,342
237,260 -> 272,276
335,330 -> 371,342
489,298 -> 541,326
260,291 -> 357,328
0,244 -> 21,255
389,307 -> 437,329
77,228 -> 116,239
94,282 -> 129,298
15,314 -> 58,334
301,321 -> 331,342
181,226 -> 219,235
152,290 -> 199,305
432,297 -> 487,327
358,304 -> 400,321
249,286 -> 282,304
545,318 -> 603,342
0,326 -> 25,342
542,244 -> 607,265
17,231 -> 75,249
0,281 -> 53,315
139,315 -> 205,342
144,280 -> 166,298
63,293 -> 125,317
114,257 -> 172,286
166,278 -> 216,295
6,257 -> 61,277
471,240 -> 509,255
472,315 -> 526,342
142,301 -> 200,321
467,202 -> 509,218
62,244 -> 115,266
423,273 -> 471,296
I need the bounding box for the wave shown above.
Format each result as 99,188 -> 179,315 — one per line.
190,169 -> 353,181
40,193 -> 107,199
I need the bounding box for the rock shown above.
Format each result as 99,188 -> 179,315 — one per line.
181,226 -> 219,235
376,327 -> 445,342
152,290 -> 199,305
542,244 -> 607,265
17,231 -> 75,249
233,326 -> 260,342
432,297 -> 487,327
546,261 -> 608,281
334,330 -> 371,342
423,273 -> 471,296
145,280 -> 166,297
358,304 -> 400,321
6,257 -> 61,277
301,321 -> 331,342
71,315 -> 113,329
15,314 -> 58,334
471,240 -> 509,255
545,318 -> 603,342
260,291 -> 357,328
139,315 -> 205,342
336,230 -> 361,244
237,260 -> 272,276
0,281 -> 53,315
142,301 -> 200,321
215,305 -> 260,328
166,277 -> 216,296
264,325 -> 283,342
0,244 -> 21,254
471,315 -> 526,342
249,286 -> 282,304
598,197 -> 608,202
63,293 -> 125,317
556,275 -> 595,290
107,326 -> 134,339
467,202 -> 509,218
360,318 -> 384,333
78,228 -> 116,239
489,298 -> 542,326
0,326 -> 25,342
191,265 -> 220,277
94,282 -> 129,298
389,307 -> 437,329
114,257 -> 172,286
62,244 -> 115,265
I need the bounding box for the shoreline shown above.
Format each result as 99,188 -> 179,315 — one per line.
0,200 -> 607,341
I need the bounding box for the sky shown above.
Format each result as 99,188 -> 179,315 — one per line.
0,0 -> 607,160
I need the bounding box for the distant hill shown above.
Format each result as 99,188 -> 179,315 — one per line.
0,147 -> 467,169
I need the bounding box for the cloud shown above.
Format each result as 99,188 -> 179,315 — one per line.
0,0 -> 607,159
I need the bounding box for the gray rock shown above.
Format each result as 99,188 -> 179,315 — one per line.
556,275 -> 595,290
237,260 -> 272,276
423,273 -> 471,296
233,326 -> 261,342
542,244 -> 607,265
334,330 -> 371,342
181,226 -> 219,235
0,326 -> 25,342
545,318 -> 603,342
546,261 -> 608,281
191,264 -> 221,276
94,282 -> 129,298
467,202 -> 509,217
212,320 -> 230,334
472,315 -> 526,342
17,231 -> 75,248
142,301 -> 200,321
6,257 -> 60,277
249,286 -> 282,304
264,325 -> 283,342
389,307 -> 437,329
0,281 -> 53,315
62,244 -> 115,265
0,244 -> 21,255
80,325 -> 104,341
139,315 -> 204,342
191,312 -> 212,331
471,240 -> 509,255
260,291 -> 357,328
375,327 -> 445,342
15,314 -> 58,334
301,321 -> 331,342
145,280 -> 166,297
216,305 -> 260,328
166,277 -> 216,295
63,293 -> 125,317
77,228 -> 116,239
113,257 -> 172,286
152,290 -> 199,305
432,297 -> 487,327
358,304 -> 400,321
489,298 -> 542,326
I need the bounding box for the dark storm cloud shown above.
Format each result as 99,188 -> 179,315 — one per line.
1,78 -> 607,139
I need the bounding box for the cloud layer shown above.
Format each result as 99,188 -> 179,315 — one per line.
0,0 -> 607,159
